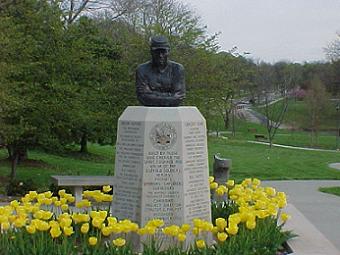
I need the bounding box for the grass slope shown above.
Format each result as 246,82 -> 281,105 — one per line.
319,186 -> 340,197
208,137 -> 340,181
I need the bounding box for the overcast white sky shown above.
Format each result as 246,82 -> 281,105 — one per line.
181,0 -> 340,63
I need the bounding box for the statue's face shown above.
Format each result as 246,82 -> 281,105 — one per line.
151,49 -> 169,67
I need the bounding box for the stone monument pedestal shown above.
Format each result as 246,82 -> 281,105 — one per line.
112,106 -> 211,247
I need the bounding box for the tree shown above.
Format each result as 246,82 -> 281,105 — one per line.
325,32 -> 340,61
256,63 -> 289,147
305,76 -> 329,146
0,0 -> 75,178
50,0 -> 108,25
59,16 -> 131,152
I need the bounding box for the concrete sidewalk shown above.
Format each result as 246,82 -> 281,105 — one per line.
264,180 -> 340,254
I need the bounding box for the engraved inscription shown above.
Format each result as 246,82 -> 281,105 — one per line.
183,121 -> 211,222
113,121 -> 144,221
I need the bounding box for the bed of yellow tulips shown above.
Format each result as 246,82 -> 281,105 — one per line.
0,178 -> 293,255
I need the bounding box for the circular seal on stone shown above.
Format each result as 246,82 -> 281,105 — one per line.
149,122 -> 177,150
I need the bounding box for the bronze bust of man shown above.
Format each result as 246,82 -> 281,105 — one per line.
136,35 -> 185,107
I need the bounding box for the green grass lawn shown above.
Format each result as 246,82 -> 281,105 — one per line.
214,116 -> 338,150
1,137 -> 340,193
0,144 -> 115,192
319,186 -> 340,197
256,99 -> 339,131
208,137 -> 340,181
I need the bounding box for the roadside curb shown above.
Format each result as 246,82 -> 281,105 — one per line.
285,203 -> 340,255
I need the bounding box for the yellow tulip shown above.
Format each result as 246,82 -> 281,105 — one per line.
193,218 -> 203,228
196,239 -> 206,249
67,196 -> 75,203
202,222 -> 213,232
44,191 -> 53,198
192,227 -> 200,236
256,210 -> 269,219
1,222 -> 10,231
181,223 -> 190,233
226,224 -> 238,235
42,211 -> 53,220
101,226 -> 112,236
208,176 -> 214,183
217,232 -> 228,242
63,226 -> 74,236
88,236 -> 97,246
265,187 -> 276,197
137,227 -> 147,235
212,226 -> 218,234
43,198 -> 52,205
277,198 -> 287,208
145,226 -> 156,235
252,178 -> 261,187
58,190 -> 66,197
49,220 -> 59,228
216,187 -> 225,196
50,227 -> 62,238
14,217 -> 27,228
92,217 -> 104,228
177,233 -> 186,242
59,218 -> 72,228
34,210 -> 43,219
10,200 -> 20,208
26,225 -> 36,234
35,220 -> 50,231
81,223 -> 90,234
149,219 -> 164,228
241,178 -> 252,187
215,218 -> 227,231
103,185 -> 112,193
61,204 -> 68,211
226,179 -> 235,187
162,225 -> 179,236
111,224 -> 123,234
54,201 -> 61,207
28,191 -> 38,199
105,217 -> 116,226
112,238 -> 126,247
281,213 -> 290,222
246,220 -> 256,230
210,182 -> 218,190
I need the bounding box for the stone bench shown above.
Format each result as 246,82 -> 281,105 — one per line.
51,175 -> 115,203
254,134 -> 267,140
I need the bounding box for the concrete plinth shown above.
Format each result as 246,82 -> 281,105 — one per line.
112,106 -> 211,248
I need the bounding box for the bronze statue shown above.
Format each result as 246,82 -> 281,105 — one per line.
136,35 -> 185,107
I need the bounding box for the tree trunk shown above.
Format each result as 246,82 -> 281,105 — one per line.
18,148 -> 28,163
10,151 -> 19,180
7,145 -> 13,160
232,107 -> 236,137
80,133 -> 88,153
224,108 -> 229,129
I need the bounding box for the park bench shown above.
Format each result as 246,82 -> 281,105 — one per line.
51,175 -> 115,203
247,128 -> 257,133
254,134 -> 267,140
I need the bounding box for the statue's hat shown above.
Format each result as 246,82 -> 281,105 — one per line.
150,35 -> 170,50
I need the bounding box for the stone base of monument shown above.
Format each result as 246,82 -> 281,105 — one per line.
112,106 -> 212,250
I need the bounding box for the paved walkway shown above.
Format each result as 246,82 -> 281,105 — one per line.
264,180 -> 340,252
329,163 -> 340,170
249,140 -> 339,153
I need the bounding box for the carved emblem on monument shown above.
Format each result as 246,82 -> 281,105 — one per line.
149,122 -> 177,150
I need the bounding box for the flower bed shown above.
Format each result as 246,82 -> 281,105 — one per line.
0,178 -> 293,255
